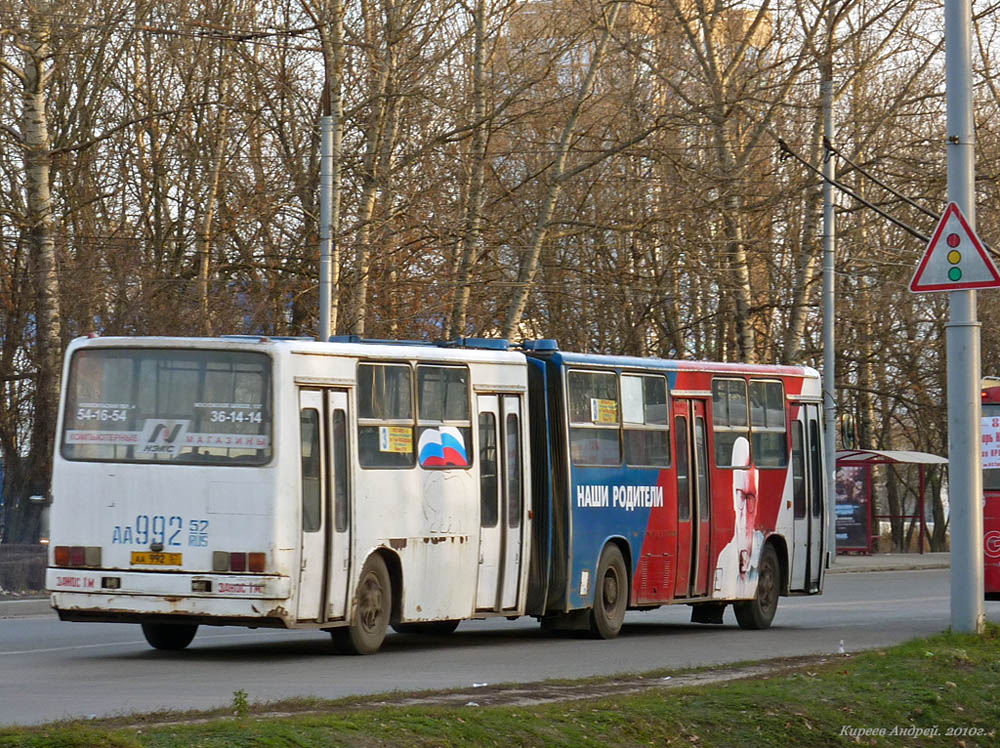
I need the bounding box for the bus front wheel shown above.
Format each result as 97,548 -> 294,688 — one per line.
590,545 -> 628,639
332,554 -> 392,655
141,622 -> 198,650
734,544 -> 779,630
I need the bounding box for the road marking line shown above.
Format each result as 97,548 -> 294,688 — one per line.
783,596 -> 949,610
0,630 -> 286,656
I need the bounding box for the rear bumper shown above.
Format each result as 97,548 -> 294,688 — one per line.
47,567 -> 293,627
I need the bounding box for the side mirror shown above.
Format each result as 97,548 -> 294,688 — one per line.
840,413 -> 857,450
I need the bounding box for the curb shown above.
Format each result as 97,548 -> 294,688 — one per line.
827,563 -> 950,574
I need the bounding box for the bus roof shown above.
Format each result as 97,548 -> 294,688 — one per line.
529,349 -> 819,379
64,335 -> 527,366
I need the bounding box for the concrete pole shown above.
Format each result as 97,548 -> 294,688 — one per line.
319,115 -> 334,342
944,0 -> 984,633
822,65 -> 837,567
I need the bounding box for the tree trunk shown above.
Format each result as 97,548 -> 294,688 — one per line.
13,12 -> 60,542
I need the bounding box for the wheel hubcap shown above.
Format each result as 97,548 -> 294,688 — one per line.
603,571 -> 619,611
760,560 -> 776,611
359,574 -> 383,630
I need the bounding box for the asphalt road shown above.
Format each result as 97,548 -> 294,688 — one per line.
1,568 -> 997,726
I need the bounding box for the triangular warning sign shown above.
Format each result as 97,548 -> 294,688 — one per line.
910,202 -> 1000,292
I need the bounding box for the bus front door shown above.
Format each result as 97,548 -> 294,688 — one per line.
805,405 -> 825,592
791,404 -> 824,593
297,389 -> 351,622
475,394 -> 525,611
673,399 -> 711,598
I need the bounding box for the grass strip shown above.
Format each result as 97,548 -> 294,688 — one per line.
2,624 -> 998,747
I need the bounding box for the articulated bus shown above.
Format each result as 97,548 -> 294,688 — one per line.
47,335 -> 827,653
981,383 -> 1000,599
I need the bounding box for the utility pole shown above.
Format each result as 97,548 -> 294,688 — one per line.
319,113 -> 334,342
944,0 -> 984,633
822,5 -> 837,567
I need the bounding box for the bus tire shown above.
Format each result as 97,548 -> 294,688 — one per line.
332,554 -> 391,655
391,620 -> 460,635
141,622 -> 198,651
590,545 -> 628,639
734,544 -> 779,630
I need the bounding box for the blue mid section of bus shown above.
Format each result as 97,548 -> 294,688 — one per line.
526,350 -> 684,614
566,465 -> 665,609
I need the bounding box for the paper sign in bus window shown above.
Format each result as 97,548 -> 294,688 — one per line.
379,426 -> 413,453
590,398 -> 618,424
982,417 -> 1000,468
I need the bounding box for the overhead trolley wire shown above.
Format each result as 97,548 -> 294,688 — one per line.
775,133 -> 999,260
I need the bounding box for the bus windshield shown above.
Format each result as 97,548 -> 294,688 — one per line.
61,348 -> 272,466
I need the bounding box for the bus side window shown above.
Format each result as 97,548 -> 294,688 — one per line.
300,409 -> 322,532
750,380 -> 787,468
712,378 -> 750,467
357,363 -> 414,468
568,370 -> 621,466
417,365 -> 472,469
623,374 -> 670,467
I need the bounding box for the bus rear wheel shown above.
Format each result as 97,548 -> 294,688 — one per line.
590,545 -> 628,639
332,554 -> 391,655
734,544 -> 780,630
141,622 -> 198,650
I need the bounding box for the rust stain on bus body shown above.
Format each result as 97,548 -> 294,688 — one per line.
419,535 -> 468,545
389,538 -> 407,550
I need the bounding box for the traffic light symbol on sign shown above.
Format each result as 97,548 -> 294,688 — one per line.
910,202 -> 1000,293
947,232 -> 962,282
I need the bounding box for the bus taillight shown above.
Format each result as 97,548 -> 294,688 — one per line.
212,551 -> 267,573
54,546 -> 101,567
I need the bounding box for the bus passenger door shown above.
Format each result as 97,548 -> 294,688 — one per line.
791,404 -> 824,592
673,399 -> 711,598
297,389 -> 328,621
297,389 -> 351,623
691,407 -> 712,597
790,416 -> 808,590
499,395 -> 524,610
476,395 -> 502,610
325,390 -> 351,619
476,394 -> 525,611
805,405 -> 825,592
673,400 -> 693,597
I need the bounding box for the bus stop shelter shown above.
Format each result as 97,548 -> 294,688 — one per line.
835,449 -> 948,555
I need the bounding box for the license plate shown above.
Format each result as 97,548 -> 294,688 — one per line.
131,551 -> 182,566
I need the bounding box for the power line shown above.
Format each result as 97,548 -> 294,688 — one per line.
780,134 -> 1000,262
